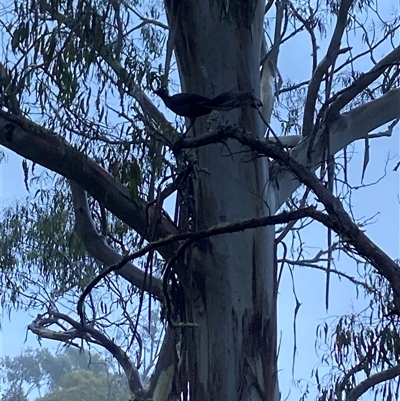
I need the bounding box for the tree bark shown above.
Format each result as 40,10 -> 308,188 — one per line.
164,1 -> 279,399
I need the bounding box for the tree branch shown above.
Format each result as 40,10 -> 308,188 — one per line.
29,310 -> 145,398
69,182 -> 164,301
347,364 -> 400,401
288,2 -> 318,73
130,7 -> 169,30
280,259 -> 375,292
0,111 -> 179,259
329,46 -> 400,116
302,0 -> 354,135
229,130 -> 400,312
41,3 -> 174,132
78,206 -> 319,320
275,88 -> 400,209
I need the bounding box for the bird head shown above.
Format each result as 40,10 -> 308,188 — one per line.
154,87 -> 169,99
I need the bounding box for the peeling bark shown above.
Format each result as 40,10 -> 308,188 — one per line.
164,1 -> 279,399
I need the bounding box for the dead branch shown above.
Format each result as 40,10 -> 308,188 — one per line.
77,206 -> 319,324
28,310 -> 145,398
302,0 -> 354,136
229,129 -> 400,313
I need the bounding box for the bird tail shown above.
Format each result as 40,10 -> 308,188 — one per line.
204,91 -> 262,111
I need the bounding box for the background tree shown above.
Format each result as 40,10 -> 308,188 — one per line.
0,348 -> 131,401
0,0 -> 399,400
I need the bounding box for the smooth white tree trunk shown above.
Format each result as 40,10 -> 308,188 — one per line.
164,1 -> 279,399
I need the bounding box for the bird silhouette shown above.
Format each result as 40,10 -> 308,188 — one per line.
154,87 -> 262,134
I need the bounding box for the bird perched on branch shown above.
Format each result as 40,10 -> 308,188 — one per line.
154,87 -> 262,133
205,91 -> 263,110
154,87 -> 214,122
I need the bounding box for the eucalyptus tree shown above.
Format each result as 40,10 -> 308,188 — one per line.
0,0 -> 399,400
0,348 -> 131,401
